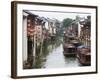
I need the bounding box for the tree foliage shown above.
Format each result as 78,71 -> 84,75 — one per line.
62,18 -> 73,28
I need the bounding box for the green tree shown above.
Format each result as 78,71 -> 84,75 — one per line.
62,18 -> 73,28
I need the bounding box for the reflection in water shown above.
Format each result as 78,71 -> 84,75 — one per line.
33,37 -> 80,68
44,44 -> 66,68
64,57 -> 79,67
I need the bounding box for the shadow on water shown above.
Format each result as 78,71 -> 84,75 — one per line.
33,36 -> 63,68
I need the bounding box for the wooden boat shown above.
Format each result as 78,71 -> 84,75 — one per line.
70,40 -> 81,47
63,34 -> 75,43
77,46 -> 91,65
68,35 -> 75,41
63,43 -> 76,56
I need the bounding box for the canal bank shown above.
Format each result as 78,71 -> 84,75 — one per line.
32,37 -> 80,69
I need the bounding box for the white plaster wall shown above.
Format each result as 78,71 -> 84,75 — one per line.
23,16 -> 27,62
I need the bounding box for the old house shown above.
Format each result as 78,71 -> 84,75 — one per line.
79,16 -> 91,47
23,11 -> 48,68
69,16 -> 91,46
23,11 -> 38,68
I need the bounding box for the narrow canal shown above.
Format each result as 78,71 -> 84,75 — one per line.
34,37 -> 80,68
44,44 -> 79,68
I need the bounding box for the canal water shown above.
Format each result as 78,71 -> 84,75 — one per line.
34,37 -> 80,68
44,44 -> 79,68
